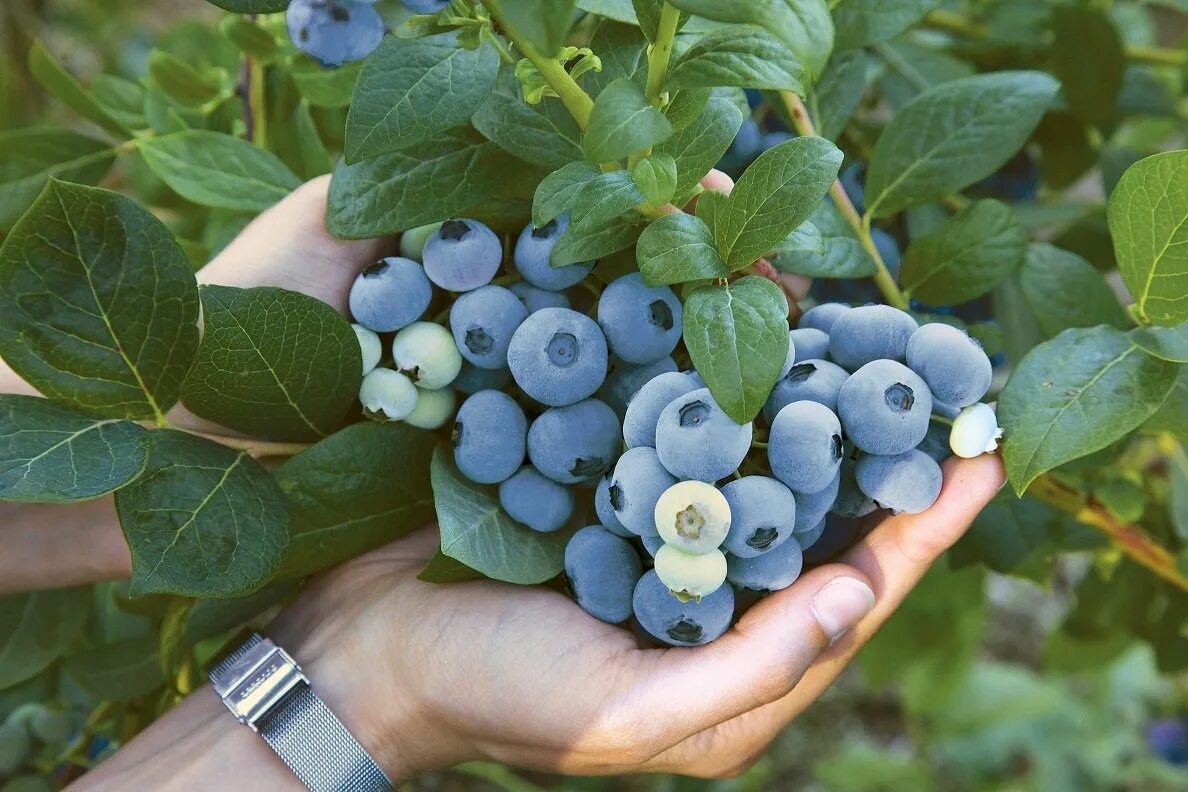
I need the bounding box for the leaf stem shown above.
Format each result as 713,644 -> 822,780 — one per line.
484,29 -> 515,64
249,57 -> 267,148
645,3 -> 681,106
779,91 -> 910,310
154,423 -> 312,458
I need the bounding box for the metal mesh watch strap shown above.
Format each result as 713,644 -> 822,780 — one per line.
210,633 -> 394,792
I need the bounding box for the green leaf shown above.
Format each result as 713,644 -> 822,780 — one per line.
682,276 -> 789,423
669,0 -> 834,77
810,50 -> 867,141
667,25 -> 806,94
654,90 -> 744,203
533,161 -> 603,226
1019,243 -> 1129,338
275,423 -> 436,580
664,87 -> 711,132
292,101 -> 333,179
203,0 -> 289,11
1130,325 -> 1188,363
431,445 -> 567,584
771,220 -> 824,257
1144,368 -> 1187,440
0,181 -> 199,421
1107,150 -> 1188,326
181,286 -> 362,442
637,213 -> 729,286
900,200 -> 1028,305
345,33 -> 499,163
864,71 -> 1058,217
0,588 -> 90,689
0,127 -> 116,232
832,0 -> 941,50
568,170 -> 647,231
950,492 -> 1062,580
28,40 -> 128,138
582,21 -> 648,97
583,78 -> 673,163
1051,7 -> 1124,130
219,16 -> 279,61
63,636 -> 164,701
147,50 -> 223,106
0,395 -> 148,503
500,0 -> 576,56
768,200 -> 875,278
181,582 -> 295,648
876,39 -> 975,110
115,430 -> 290,597
631,153 -> 678,206
998,326 -> 1180,494
327,128 -> 519,238
290,60 -> 362,108
473,67 -> 584,171
712,136 -> 842,269
418,550 -> 485,583
92,75 -> 148,131
551,214 -> 643,267
138,131 -> 301,212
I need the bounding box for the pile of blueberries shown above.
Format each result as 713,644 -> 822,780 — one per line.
347,207 -> 1002,648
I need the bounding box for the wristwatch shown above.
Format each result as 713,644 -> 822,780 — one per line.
209,632 -> 394,792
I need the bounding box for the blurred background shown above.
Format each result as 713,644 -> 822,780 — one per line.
2,1 -> 1188,790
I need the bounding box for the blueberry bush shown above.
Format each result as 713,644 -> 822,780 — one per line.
1,0 -> 1187,787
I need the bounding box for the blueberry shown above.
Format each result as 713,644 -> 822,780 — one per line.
404,386 -> 456,429
726,534 -> 804,592
391,321 -> 462,389
905,323 -> 992,408
855,449 -> 942,514
683,369 -> 706,387
721,476 -> 797,558
513,216 -> 594,290
453,389 -> 527,484
763,358 -> 849,421
349,256 -> 432,333
795,516 -> 827,550
833,457 -> 876,519
718,118 -> 763,173
654,545 -> 727,598
422,218 -> 502,292
609,447 -> 677,537
840,163 -> 865,215
828,304 -> 919,371
917,420 -> 952,462
400,0 -> 448,12
870,228 -> 902,279
507,307 -> 609,406
359,368 -> 418,421
761,131 -> 795,151
803,514 -> 865,565
286,0 -> 384,68
598,355 -> 678,415
527,398 -> 620,484
452,362 -> 511,395
654,480 -> 731,554
596,273 -> 683,365
1147,718 -> 1188,766
398,221 -> 442,262
622,371 -> 700,448
595,474 -> 633,537
795,468 -> 839,531
837,359 -> 933,455
790,327 -> 830,362
633,569 -> 734,646
509,281 -> 571,313
449,285 -> 528,370
352,323 -> 382,375
768,400 -> 844,494
949,402 -> 1002,458
779,331 -> 797,379
655,388 -> 752,482
565,526 -> 643,624
500,466 -> 575,532
641,532 -> 665,557
798,302 -> 850,334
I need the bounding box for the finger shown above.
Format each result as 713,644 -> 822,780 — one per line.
683,169 -> 735,214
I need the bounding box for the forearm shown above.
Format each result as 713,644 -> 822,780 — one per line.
0,500 -> 131,595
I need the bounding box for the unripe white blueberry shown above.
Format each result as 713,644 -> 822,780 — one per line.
359,368 -> 418,421
654,544 -> 727,599
405,387 -> 456,429
654,480 -> 731,555
352,323 -> 382,375
392,321 -> 462,389
398,221 -> 442,262
950,402 -> 1002,458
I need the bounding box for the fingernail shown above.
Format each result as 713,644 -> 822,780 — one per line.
811,577 -> 875,642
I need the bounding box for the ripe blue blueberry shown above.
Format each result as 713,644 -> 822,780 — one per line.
527,398 -> 620,484
917,420 -> 952,462
359,368 -> 418,421
718,118 -> 763,173
349,257 -> 432,333
597,355 -> 678,415
798,302 -> 850,334
721,476 -> 797,558
803,514 -> 864,565
654,480 -> 731,554
595,474 -> 633,537
513,216 -> 593,290
870,228 -> 902,279
286,0 -> 384,68
764,358 -> 849,421
609,447 -> 677,537
779,331 -> 796,379
452,362 -> 511,395
509,281 -> 571,313
499,466 -> 575,533
840,163 -> 865,215
507,307 -> 609,406
565,526 -> 643,624
633,569 -> 735,646
452,390 -> 527,484
833,457 -> 876,518
449,285 -> 528,370
352,324 -> 382,375
828,304 -> 919,371
837,359 -> 933,455
790,327 -> 830,362
422,218 -> 502,292
596,274 -> 683,365
761,131 -> 795,151
622,371 -> 700,448
654,545 -> 727,598
392,321 -> 462,389
905,323 -> 992,408
398,221 -> 442,262
400,0 -> 448,12
726,534 -> 804,592
855,448 -> 942,514
404,387 -> 455,429
655,388 -> 752,482
768,400 -> 844,494
641,533 -> 665,557
795,468 -> 839,531
796,516 -> 827,551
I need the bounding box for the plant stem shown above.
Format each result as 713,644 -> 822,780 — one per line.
155,424 -> 312,458
1126,43 -> 1188,67
481,0 -> 594,129
249,57 -> 267,149
484,29 -> 515,64
779,91 -> 910,310
1029,474 -> 1188,594
645,3 -> 680,106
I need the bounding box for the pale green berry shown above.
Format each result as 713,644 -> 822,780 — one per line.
0,720 -> 31,776
654,544 -> 727,599
359,368 -> 418,421
352,323 -> 382,375
398,221 -> 443,262
405,387 -> 456,429
950,402 -> 1002,458
392,321 -> 462,389
654,480 -> 731,555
